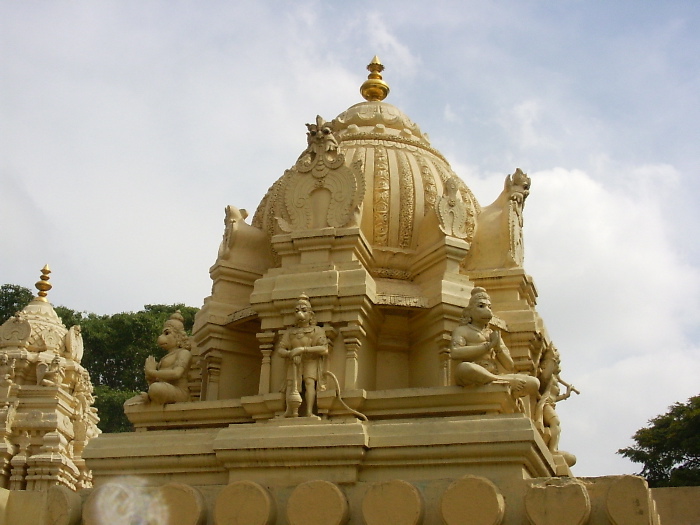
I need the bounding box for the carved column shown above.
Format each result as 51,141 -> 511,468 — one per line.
339,323 -> 364,390
256,331 -> 276,395
9,432 -> 30,490
438,333 -> 453,386
201,351 -> 222,401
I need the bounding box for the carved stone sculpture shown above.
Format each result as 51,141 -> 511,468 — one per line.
437,176 -> 472,239
536,345 -> 579,464
450,287 -> 539,397
274,115 -> 365,233
0,353 -> 15,402
37,355 -> 65,387
125,311 -> 192,406
218,205 -> 249,259
276,294 -> 328,418
462,168 -> 531,270
64,325 -> 84,362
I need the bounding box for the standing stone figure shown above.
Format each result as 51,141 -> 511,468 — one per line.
0,352 -> 15,401
276,294 -> 328,418
125,311 -> 192,406
450,287 -> 539,397
536,345 -> 579,457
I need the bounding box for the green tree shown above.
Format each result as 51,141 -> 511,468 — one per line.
93,385 -> 139,433
618,395 -> 700,487
0,284 -> 34,324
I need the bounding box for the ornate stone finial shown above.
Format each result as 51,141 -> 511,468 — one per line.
360,56 -> 390,102
35,265 -> 52,302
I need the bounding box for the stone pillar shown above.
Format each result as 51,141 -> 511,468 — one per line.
201,351 -> 222,401
9,432 -> 30,490
340,323 -> 364,390
256,331 -> 276,395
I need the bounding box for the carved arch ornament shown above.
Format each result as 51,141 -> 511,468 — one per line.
276,116 -> 365,232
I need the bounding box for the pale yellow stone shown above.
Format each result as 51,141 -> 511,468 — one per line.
287,480 -> 348,525
44,485 -> 82,525
440,475 -> 504,525
4,490 -> 45,525
361,479 -> 423,525
157,483 -> 206,525
606,476 -> 657,525
651,487 -> 700,525
214,480 -> 275,525
524,478 -> 590,525
0,282 -> 99,492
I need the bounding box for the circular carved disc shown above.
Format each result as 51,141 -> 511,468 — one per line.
440,475 -> 505,525
362,479 -> 423,525
287,480 -> 348,525
214,480 -> 275,525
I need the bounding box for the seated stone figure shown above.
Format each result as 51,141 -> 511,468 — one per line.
450,287 -> 539,396
125,311 -> 192,406
276,294 -> 328,418
37,355 -> 65,387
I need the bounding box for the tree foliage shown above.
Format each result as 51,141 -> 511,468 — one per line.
0,284 -> 34,324
618,395 -> 700,487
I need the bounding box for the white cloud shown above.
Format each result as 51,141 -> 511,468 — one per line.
365,11 -> 420,76
522,165 -> 700,475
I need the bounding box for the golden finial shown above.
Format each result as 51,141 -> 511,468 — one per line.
360,56 -> 390,102
35,264 -> 52,301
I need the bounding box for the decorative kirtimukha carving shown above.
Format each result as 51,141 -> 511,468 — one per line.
276,116 -> 365,233
36,355 -> 65,387
125,311 -> 192,406
535,345 -> 579,464
449,287 -> 539,397
276,294 -> 329,419
437,176 -> 471,239
0,315 -> 31,349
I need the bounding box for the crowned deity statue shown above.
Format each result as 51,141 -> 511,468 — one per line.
276,294 -> 329,418
450,287 -> 539,397
125,311 -> 192,406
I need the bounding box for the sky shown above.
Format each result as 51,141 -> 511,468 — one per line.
2,1 -> 699,478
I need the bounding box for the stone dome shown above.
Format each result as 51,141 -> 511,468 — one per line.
0,265 -> 70,355
252,59 -> 480,279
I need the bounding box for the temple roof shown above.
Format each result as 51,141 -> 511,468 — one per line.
252,58 -> 480,277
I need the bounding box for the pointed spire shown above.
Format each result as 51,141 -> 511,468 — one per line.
35,264 -> 52,301
360,56 -> 390,102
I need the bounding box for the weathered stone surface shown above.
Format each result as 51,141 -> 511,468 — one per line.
287,480 -> 348,525
214,480 -> 275,525
606,476 -> 656,525
524,478 -> 590,525
362,479 -> 423,525
440,475 -> 504,525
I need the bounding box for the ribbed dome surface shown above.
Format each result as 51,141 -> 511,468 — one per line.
252,100 -> 480,278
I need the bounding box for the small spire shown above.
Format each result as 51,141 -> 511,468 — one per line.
360,56 -> 390,102
35,264 -> 52,301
